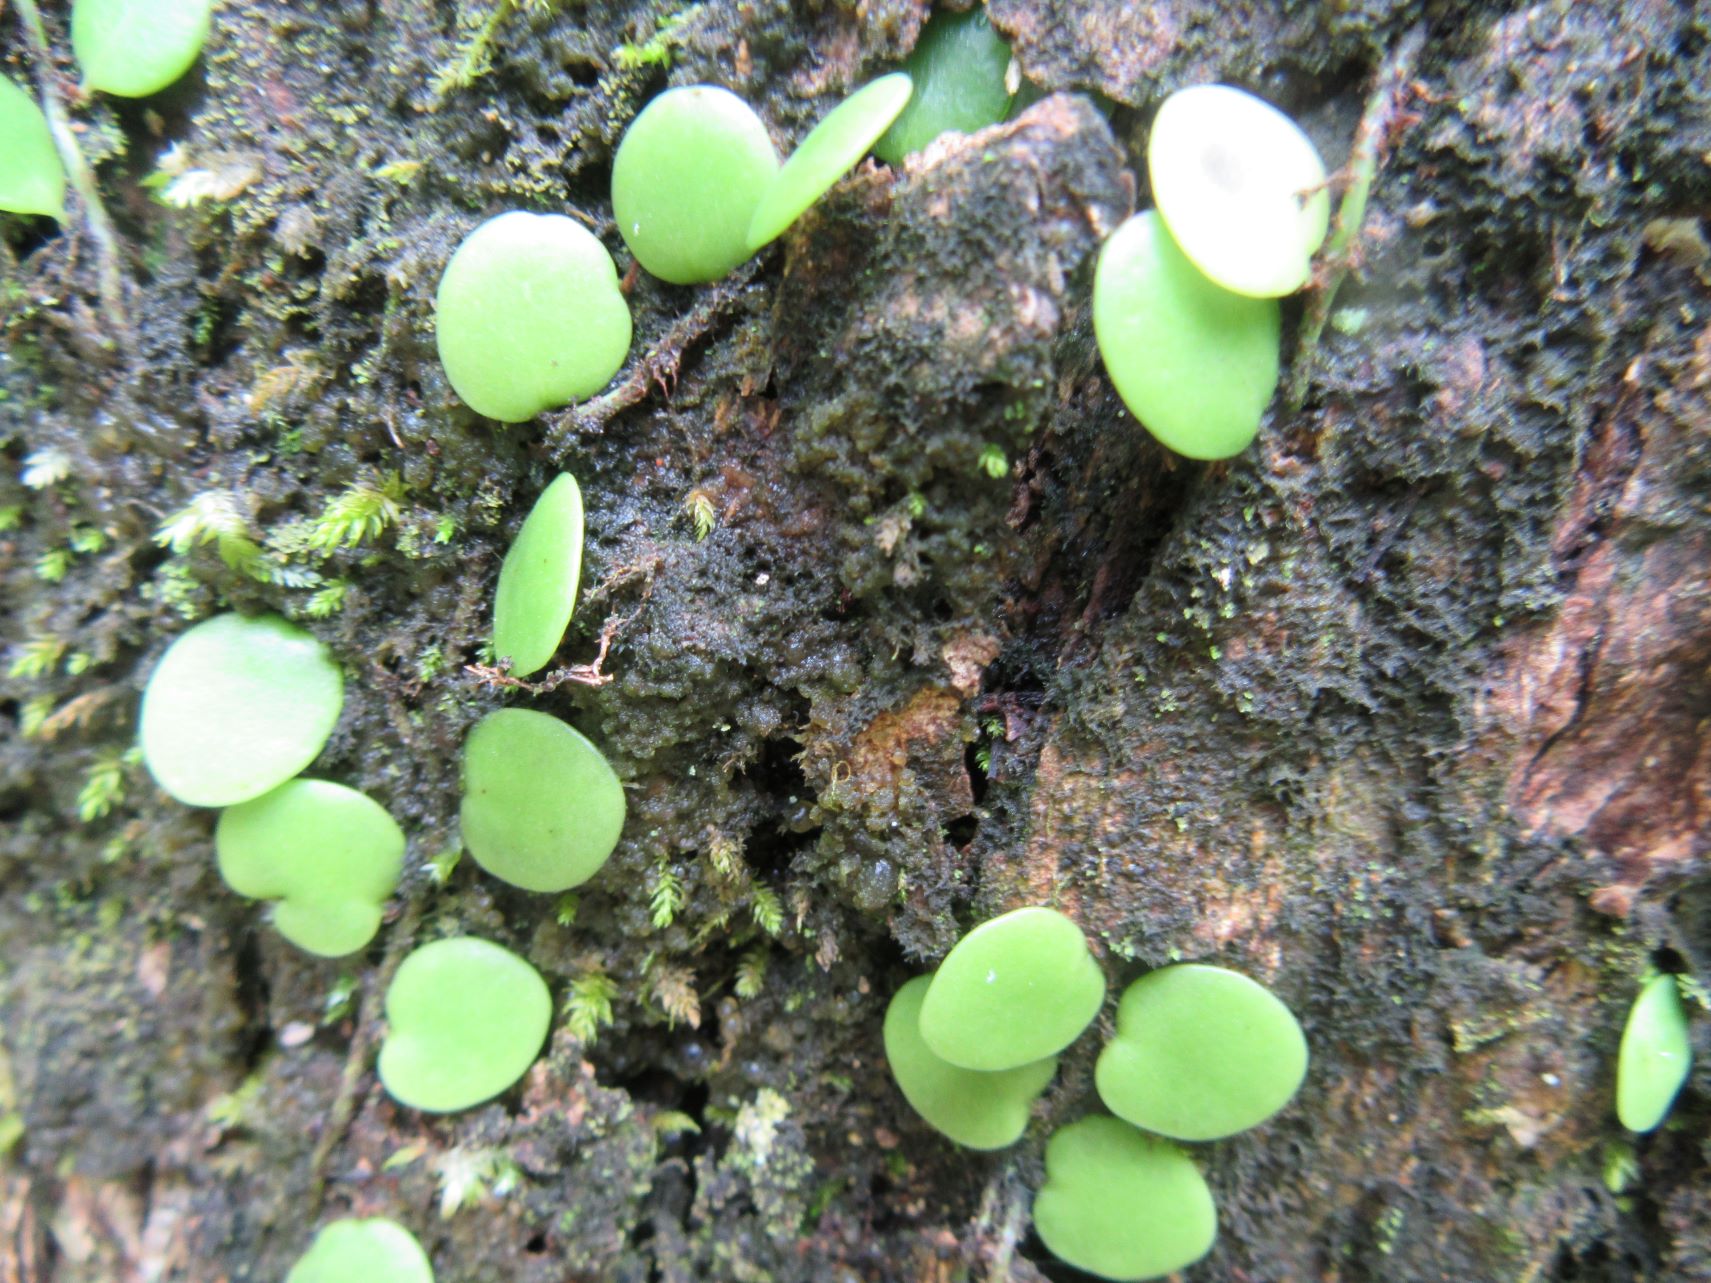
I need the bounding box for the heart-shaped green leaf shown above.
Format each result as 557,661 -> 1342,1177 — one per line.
1147,83 -> 1329,298
1093,210 -> 1280,460
917,906 -> 1105,1071
747,73 -> 913,252
435,211 -> 632,422
884,974 -> 1055,1149
378,937 -> 551,1113
460,708 -> 625,892
215,779 -> 405,957
492,473 -> 584,678
1033,1116 -> 1216,1281
613,85 -> 779,284
139,612 -> 344,808
0,78 -> 66,220
72,0 -> 213,98
1617,972 -> 1692,1133
286,1217 -> 434,1283
1095,963 -> 1308,1141
873,8 -> 1013,166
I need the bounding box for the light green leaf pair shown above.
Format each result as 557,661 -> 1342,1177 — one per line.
378,937 -> 551,1113
286,1218 -> 434,1283
492,473 -> 583,678
0,78 -> 66,221
1617,972 -> 1692,1133
72,0 -> 214,98
215,779 -> 404,957
873,8 -> 1014,166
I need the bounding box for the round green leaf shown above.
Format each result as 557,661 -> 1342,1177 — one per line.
215,779 -> 405,957
746,73 -> 914,252
1095,963 -> 1308,1141
434,211 -> 632,422
492,473 -> 584,678
613,85 -> 780,284
1033,1116 -> 1216,1282
885,975 -> 1055,1149
1147,82 -> 1329,298
873,8 -> 1014,166
0,78 -> 66,221
72,0 -> 213,98
1617,973 -> 1692,1133
1093,210 -> 1280,460
460,708 -> 625,892
917,905 -> 1105,1071
286,1217 -> 434,1283
378,937 -> 551,1113
139,612 -> 344,808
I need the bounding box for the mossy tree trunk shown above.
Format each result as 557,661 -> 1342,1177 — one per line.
3,1 -> 1709,1280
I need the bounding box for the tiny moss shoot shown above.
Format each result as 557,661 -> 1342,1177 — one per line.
285,1217 -> 434,1283
460,708 -> 626,892
612,85 -> 780,284
884,975 -> 1056,1149
492,473 -> 585,677
0,77 -> 67,220
139,612 -> 344,808
917,905 -> 1105,1071
1616,972 -> 1692,1133
1147,83 -> 1330,298
215,779 -> 405,958
746,73 -> 914,252
1093,210 -> 1280,460
434,211 -> 632,422
873,8 -> 1014,166
378,937 -> 552,1113
1033,1116 -> 1216,1282
1094,963 -> 1308,1141
71,0 -> 213,98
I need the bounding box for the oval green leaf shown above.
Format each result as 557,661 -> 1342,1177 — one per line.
0,78 -> 66,220
72,0 -> 213,98
435,211 -> 632,422
139,612 -> 344,808
1617,972 -> 1692,1133
215,779 -> 405,957
884,975 -> 1055,1149
1095,963 -> 1308,1141
1147,82 -> 1329,298
1033,1116 -> 1216,1282
460,708 -> 625,892
492,473 -> 584,678
873,8 -> 1014,166
378,937 -> 551,1113
613,85 -> 779,284
286,1217 -> 435,1283
1093,210 -> 1280,460
746,73 -> 913,252
917,905 -> 1105,1071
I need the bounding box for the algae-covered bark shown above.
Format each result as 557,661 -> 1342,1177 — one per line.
2,0 -> 1709,1279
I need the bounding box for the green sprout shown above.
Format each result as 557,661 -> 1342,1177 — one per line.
685,488 -> 717,542
138,612 -> 344,808
460,708 -> 626,892
1093,211 -> 1280,460
284,1217 -> 434,1283
307,472 -> 407,551
554,892 -> 580,926
154,490 -> 264,572
651,962 -> 699,1028
917,906 -> 1105,1071
873,7 -> 1015,166
215,779 -> 406,957
72,0 -> 214,98
750,885 -> 784,936
884,974 -> 1056,1149
649,863 -> 686,929
735,945 -> 768,998
1616,972 -> 1692,1133
0,77 -> 66,220
34,549 -> 71,582
612,85 -> 780,284
8,637 -> 65,680
435,212 -> 632,422
491,472 -> 583,678
565,969 -> 619,1042
301,579 -> 351,619
378,937 -> 552,1113
611,6 -> 701,70
976,444 -> 1008,478
1032,1116 -> 1216,1282
77,747 -> 140,822
747,74 -> 914,252
1095,963 -> 1308,1140
433,1146 -> 521,1218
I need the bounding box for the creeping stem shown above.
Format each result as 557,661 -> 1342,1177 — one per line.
1285,23 -> 1426,411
